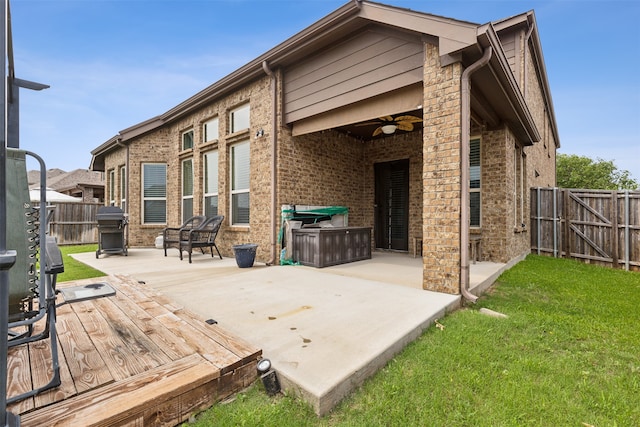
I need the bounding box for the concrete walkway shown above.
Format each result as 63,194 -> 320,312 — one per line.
73,249 -> 508,415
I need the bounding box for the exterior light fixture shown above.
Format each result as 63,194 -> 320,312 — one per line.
256,358 -> 281,395
257,358 -> 271,374
381,124 -> 397,134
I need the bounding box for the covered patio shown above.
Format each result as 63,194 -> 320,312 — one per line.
73,248 -> 513,415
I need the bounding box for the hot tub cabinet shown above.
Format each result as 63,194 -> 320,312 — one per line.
292,227 -> 371,268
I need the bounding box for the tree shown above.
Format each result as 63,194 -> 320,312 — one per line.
556,154 -> 638,190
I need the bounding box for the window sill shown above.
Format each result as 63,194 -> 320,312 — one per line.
226,129 -> 250,143
200,140 -> 219,151
228,225 -> 250,233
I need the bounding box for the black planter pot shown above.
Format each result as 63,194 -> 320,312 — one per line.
232,244 -> 258,268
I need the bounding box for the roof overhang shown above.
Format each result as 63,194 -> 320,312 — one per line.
462,22 -> 541,145
90,1 -> 559,169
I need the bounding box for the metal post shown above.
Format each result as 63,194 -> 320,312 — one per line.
1,0 -> 20,424
552,187 -> 558,258
624,190 -> 630,271
536,187 -> 541,255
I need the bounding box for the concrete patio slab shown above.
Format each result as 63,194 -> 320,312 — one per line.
73,249 -> 508,415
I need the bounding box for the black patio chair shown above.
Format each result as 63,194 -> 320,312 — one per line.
163,215 -> 206,257
179,215 -> 224,263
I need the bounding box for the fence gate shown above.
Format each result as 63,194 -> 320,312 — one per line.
531,188 -> 640,271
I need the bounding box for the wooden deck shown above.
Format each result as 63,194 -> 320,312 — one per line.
7,275 -> 261,426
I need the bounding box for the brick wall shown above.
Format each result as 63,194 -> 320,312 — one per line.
104,76 -> 276,261
421,43 -> 463,294
277,129 -> 366,225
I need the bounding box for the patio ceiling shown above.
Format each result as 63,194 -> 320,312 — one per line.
333,108 -> 423,141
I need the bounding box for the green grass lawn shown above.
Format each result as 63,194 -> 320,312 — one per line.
188,255 -> 640,426
57,244 -> 105,282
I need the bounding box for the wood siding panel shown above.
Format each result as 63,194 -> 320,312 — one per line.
284,28 -> 423,124
497,30 -> 519,83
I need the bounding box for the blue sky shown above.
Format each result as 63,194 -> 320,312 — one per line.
11,0 -> 640,181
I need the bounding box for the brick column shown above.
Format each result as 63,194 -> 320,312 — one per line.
422,44 -> 462,294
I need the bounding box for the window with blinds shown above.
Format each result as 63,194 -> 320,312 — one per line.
182,129 -> 194,150
182,159 -> 194,222
119,166 -> 126,212
108,169 -> 115,206
203,117 -> 219,143
142,163 -> 167,224
231,140 -> 250,225
230,103 -> 250,134
469,138 -> 481,227
204,150 -> 219,217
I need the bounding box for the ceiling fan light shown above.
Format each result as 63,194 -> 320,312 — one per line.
381,124 -> 397,134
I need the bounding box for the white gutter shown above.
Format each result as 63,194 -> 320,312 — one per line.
460,46 -> 492,303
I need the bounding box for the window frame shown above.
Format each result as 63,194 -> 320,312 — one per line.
203,117 -> 219,143
514,144 -> 526,230
469,137 -> 481,228
119,165 -> 126,212
108,169 -> 115,206
181,158 -> 194,222
230,139 -> 250,226
141,163 -> 167,225
182,129 -> 194,151
230,103 -> 250,134
203,149 -> 219,217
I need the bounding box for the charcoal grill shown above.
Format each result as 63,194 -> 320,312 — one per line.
96,206 -> 128,258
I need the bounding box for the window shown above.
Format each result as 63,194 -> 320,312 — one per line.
203,150 -> 219,217
182,159 -> 194,222
108,169 -> 115,206
182,129 -> 194,151
142,163 -> 167,224
514,144 -> 526,229
230,103 -> 250,133
203,117 -> 219,143
230,140 -> 250,225
119,166 -> 126,212
469,138 -> 481,228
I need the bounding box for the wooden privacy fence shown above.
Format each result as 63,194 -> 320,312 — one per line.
530,188 -> 640,271
37,202 -> 102,245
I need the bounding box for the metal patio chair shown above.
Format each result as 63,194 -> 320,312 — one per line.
178,215 -> 224,263
163,215 -> 206,257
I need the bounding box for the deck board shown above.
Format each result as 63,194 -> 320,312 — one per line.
7,275 -> 261,427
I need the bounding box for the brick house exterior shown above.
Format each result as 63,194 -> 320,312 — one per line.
90,2 -> 559,296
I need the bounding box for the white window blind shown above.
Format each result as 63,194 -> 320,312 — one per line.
142,163 -> 167,224
231,140 -> 250,225
203,117 -> 219,143
182,159 -> 194,221
469,138 -> 481,227
204,150 -> 219,217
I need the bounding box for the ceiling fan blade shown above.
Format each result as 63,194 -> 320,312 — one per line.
396,122 -> 414,132
372,126 -> 383,137
394,115 -> 422,123
379,116 -> 394,122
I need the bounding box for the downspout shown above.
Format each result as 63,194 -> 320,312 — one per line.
460,46 -> 492,303
262,60 -> 278,265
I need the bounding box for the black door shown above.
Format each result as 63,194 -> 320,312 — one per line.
374,159 -> 409,251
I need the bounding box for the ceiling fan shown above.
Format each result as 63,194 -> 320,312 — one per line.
356,114 -> 422,137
